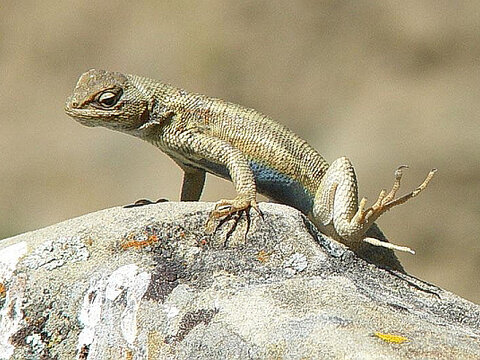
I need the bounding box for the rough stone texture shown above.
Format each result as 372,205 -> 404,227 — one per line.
0,202 -> 479,360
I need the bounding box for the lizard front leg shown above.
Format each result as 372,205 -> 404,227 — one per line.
168,130 -> 259,231
312,157 -> 436,253
176,163 -> 206,201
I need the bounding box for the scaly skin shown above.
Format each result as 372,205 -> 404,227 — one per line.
65,69 -> 436,271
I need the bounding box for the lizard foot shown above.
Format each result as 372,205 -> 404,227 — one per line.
353,166 -> 437,225
350,166 -> 436,254
124,198 -> 169,208
205,197 -> 262,236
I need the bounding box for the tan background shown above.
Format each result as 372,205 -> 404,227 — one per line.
1,1 -> 479,302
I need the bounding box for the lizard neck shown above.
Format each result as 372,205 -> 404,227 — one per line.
126,73 -> 203,112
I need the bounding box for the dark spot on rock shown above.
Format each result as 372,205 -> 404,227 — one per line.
9,326 -> 30,347
88,291 -> 97,304
143,260 -> 186,302
116,288 -> 128,306
164,308 -> 219,344
10,316 -> 48,346
78,344 -> 89,360
387,302 -> 409,313
6,300 -> 15,319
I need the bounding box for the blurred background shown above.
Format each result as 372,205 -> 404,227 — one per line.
1,1 -> 479,302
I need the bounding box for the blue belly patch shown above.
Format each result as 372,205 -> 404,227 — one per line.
196,158 -> 313,214
249,161 -> 313,214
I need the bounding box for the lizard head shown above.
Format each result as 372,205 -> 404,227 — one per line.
65,69 -> 152,133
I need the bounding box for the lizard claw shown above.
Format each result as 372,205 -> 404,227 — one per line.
124,198 -> 169,208
250,200 -> 264,219
210,197 -> 258,218
205,196 -> 260,235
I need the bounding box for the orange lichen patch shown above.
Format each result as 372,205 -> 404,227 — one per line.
197,237 -> 208,247
124,349 -> 133,360
257,250 -> 271,263
374,332 -> 409,344
0,283 -> 6,298
121,234 -> 160,250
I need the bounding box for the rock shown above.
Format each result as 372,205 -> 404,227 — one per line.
0,202 -> 479,360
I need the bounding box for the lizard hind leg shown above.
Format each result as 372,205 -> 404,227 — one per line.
313,157 -> 436,253
312,157 -> 364,243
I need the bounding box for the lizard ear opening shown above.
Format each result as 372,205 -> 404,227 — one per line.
137,98 -> 176,131
135,106 -> 152,130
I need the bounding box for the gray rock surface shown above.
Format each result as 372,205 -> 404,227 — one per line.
0,202 -> 479,360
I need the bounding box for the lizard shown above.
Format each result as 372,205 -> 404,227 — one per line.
65,69 -> 436,270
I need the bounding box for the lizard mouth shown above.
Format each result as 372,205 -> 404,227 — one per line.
64,104 -> 96,127
64,104 -> 124,128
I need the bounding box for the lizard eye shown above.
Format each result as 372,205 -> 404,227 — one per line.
95,90 -> 122,108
